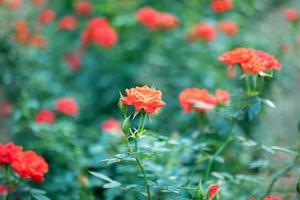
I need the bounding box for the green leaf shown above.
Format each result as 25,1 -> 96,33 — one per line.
121,115 -> 131,137
89,171 -> 121,188
262,99 -> 276,109
32,194 -> 51,200
248,100 -> 261,120
271,146 -> 298,155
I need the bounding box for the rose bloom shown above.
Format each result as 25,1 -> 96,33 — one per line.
75,1 -> 93,15
64,52 -> 81,71
35,109 -> 56,124
264,196 -> 282,200
31,0 -> 45,7
179,88 -> 217,112
187,23 -> 217,42
158,12 -> 180,30
211,0 -> 233,13
12,150 -> 48,183
39,9 -> 55,25
55,97 -> 79,116
81,17 -> 118,48
0,185 -> 8,195
8,0 -> 22,10
284,8 -> 298,22
219,48 -> 254,66
219,48 -> 281,75
28,34 -> 48,48
101,118 -> 122,134
14,19 -> 29,44
136,7 -> 161,30
136,7 -> 179,30
215,89 -> 230,105
0,100 -> 13,117
218,21 -> 239,36
58,16 -> 77,30
0,142 -> 23,165
121,85 -> 166,114
208,184 -> 220,200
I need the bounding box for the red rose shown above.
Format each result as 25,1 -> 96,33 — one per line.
179,88 -> 217,113
121,85 -> 166,114
75,1 -> 93,15
215,89 -> 230,105
39,9 -> 56,25
187,23 -> 217,42
0,142 -> 23,165
0,185 -> 8,195
58,16 -> 77,30
284,8 -> 298,22
64,52 -> 81,71
136,7 -> 179,30
8,0 -> 22,10
218,21 -> 239,36
211,0 -> 233,13
14,20 -> 29,44
101,118 -> 122,134
264,196 -> 282,200
136,7 -> 161,30
208,184 -> 220,200
35,109 -> 56,124
55,97 -> 79,116
28,34 -> 48,48
12,150 -> 48,183
81,17 -> 118,48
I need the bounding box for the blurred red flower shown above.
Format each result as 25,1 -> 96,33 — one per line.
75,1 -> 93,15
101,118 -> 122,134
264,196 -> 282,200
35,109 -> 56,124
64,52 -> 81,71
136,7 -> 179,30
58,16 -> 77,30
121,85 -> 166,114
28,34 -> 48,48
8,0 -> 22,10
187,23 -> 217,42
0,185 -> 8,195
284,8 -> 298,22
218,21 -> 239,36
14,19 -> 29,44
179,88 -> 217,112
215,89 -> 230,105
31,0 -> 45,7
208,184 -> 220,200
39,9 -> 56,25
81,17 -> 118,48
0,100 -> 13,117
12,150 -> 48,183
55,97 -> 79,116
136,7 -> 160,30
0,142 -> 23,165
211,0 -> 233,13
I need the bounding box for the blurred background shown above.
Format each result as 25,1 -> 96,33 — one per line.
0,0 -> 300,199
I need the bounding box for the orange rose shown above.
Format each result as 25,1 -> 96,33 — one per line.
121,85 -> 166,114
219,48 -> 254,66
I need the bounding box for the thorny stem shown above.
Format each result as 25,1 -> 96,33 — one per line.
205,137 -> 234,181
124,112 -> 151,200
125,138 -> 151,200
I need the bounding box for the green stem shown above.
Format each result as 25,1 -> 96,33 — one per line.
125,138 -> 151,200
205,137 -> 233,181
262,155 -> 298,198
245,75 -> 251,96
